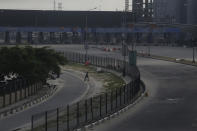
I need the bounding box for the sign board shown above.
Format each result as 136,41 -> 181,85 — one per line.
129,51 -> 137,66
122,44 -> 128,56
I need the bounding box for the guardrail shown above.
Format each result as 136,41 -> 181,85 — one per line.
0,79 -> 43,109
31,51 -> 143,131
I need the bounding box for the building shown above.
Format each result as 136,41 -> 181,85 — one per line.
187,0 -> 197,25
153,0 -> 197,25
153,0 -> 183,23
132,0 -> 153,22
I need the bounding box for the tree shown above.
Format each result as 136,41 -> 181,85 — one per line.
0,46 -> 67,82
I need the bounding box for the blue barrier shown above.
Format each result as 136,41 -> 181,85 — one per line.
0,26 -> 181,33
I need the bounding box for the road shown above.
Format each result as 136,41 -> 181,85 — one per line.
136,46 -> 197,61
3,44 -> 197,131
46,45 -> 197,131
0,71 -> 87,131
77,47 -> 197,131
35,44 -> 197,61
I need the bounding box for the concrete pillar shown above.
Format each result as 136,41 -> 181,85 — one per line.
5,32 -> 10,43
27,32 -> 32,44
59,33 -> 63,43
62,32 -> 67,44
38,32 -> 43,43
50,32 -> 55,43
16,32 -> 21,44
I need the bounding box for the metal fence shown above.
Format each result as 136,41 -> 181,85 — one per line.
0,79 -> 43,109
31,51 -> 143,131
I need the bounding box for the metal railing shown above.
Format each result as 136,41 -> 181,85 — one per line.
0,79 -> 43,109
31,51 -> 143,131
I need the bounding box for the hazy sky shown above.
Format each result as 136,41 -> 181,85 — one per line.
0,0 -> 126,11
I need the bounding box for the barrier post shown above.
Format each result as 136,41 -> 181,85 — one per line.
57,108 -> 59,131
45,111 -> 48,131
67,105 -> 70,131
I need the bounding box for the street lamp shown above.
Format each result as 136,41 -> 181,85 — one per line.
84,7 -> 97,62
121,11 -> 127,77
192,37 -> 196,63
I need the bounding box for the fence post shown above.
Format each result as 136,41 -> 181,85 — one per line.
101,56 -> 102,67
31,115 -> 34,131
77,102 -> 79,127
45,111 -> 48,131
125,85 -> 128,104
111,91 -> 113,112
15,81 -> 17,102
90,97 -> 93,120
124,86 -> 126,104
120,88 -> 122,106
57,108 -> 59,131
113,58 -> 116,70
27,81 -> 30,97
3,87 -> 5,107
20,80 -> 22,100
24,80 -> 27,98
95,56 -> 97,66
116,89 -> 118,108
129,83 -> 132,102
99,95 -> 102,117
31,82 -> 33,96
127,85 -> 130,103
9,83 -> 12,105
67,105 -> 70,131
132,81 -> 134,102
85,99 -> 88,122
105,93 -> 108,114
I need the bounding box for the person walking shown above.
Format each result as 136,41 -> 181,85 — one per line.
84,71 -> 89,81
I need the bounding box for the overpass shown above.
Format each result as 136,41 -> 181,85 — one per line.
0,9 -> 196,45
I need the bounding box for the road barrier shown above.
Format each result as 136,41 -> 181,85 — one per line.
31,51 -> 143,131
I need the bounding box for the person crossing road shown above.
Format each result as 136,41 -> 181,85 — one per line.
84,71 -> 89,81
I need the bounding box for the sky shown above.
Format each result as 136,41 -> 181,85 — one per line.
0,0 -> 127,11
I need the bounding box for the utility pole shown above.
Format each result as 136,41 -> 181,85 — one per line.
84,7 -> 97,62
53,0 -> 56,10
192,37 -> 195,63
122,11 -> 127,77
84,16 -> 88,62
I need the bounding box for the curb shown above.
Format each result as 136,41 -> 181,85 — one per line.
138,53 -> 197,67
0,86 -> 57,120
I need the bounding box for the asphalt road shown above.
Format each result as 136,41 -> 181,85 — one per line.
35,44 -> 197,61
46,45 -> 197,131
0,71 -> 87,131
3,44 -> 197,131
84,56 -> 197,131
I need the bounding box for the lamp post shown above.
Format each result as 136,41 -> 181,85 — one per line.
84,7 -> 97,62
121,11 -> 127,77
192,37 -> 195,63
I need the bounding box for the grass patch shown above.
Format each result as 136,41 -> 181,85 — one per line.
63,62 -> 125,92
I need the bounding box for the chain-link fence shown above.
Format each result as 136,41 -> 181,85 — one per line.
31,51 -> 143,131
0,79 -> 43,109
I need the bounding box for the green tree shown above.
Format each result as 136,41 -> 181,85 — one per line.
0,46 -> 67,82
